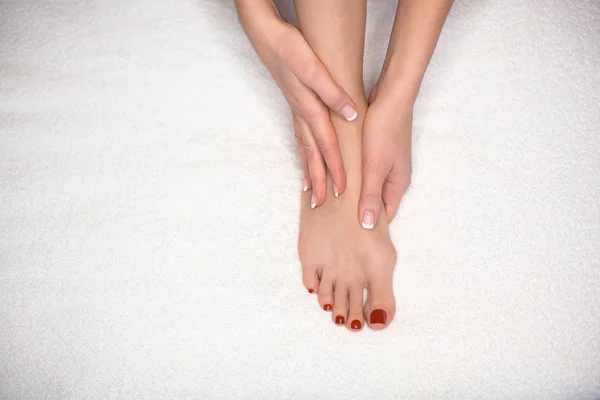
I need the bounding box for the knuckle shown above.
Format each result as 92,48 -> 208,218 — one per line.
328,90 -> 346,108
362,192 -> 381,204
315,135 -> 333,153
302,102 -> 324,120
304,142 -> 319,158
314,131 -> 338,154
300,59 -> 323,83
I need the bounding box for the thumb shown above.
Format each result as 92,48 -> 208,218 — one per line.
359,154 -> 388,230
382,163 -> 411,223
300,60 -> 358,122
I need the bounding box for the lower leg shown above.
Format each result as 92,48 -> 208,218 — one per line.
294,0 -> 367,105
294,0 -> 367,186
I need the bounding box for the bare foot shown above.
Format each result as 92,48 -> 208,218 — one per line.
298,112 -> 397,332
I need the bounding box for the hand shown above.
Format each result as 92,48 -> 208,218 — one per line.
237,7 -> 358,206
358,86 -> 413,229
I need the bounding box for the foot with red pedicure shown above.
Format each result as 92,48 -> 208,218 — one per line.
298,107 -> 397,332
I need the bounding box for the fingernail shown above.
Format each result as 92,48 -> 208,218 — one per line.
361,210 -> 375,229
341,105 -> 358,121
335,316 -> 345,325
333,182 -> 339,198
351,320 -> 362,330
308,289 -> 314,294
302,178 -> 308,192
370,309 -> 387,325
323,304 -> 332,311
310,193 -> 317,209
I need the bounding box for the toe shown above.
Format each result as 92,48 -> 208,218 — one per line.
364,273 -> 395,330
332,284 -> 348,326
302,263 -> 320,294
346,283 -> 364,332
317,272 -> 334,312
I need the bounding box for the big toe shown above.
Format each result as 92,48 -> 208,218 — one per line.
364,273 -> 395,330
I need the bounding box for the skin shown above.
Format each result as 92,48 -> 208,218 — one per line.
359,0 -> 455,229
236,0 -> 453,226
235,0 -> 453,330
234,0 -> 359,207
294,0 -> 396,331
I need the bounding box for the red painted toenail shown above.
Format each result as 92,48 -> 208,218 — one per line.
370,309 -> 387,324
323,304 -> 332,311
335,316 -> 345,325
351,320 -> 362,330
308,289 -> 314,294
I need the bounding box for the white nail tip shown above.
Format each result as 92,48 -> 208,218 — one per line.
311,202 -> 316,209
346,110 -> 358,122
303,185 -> 308,192
361,222 -> 375,229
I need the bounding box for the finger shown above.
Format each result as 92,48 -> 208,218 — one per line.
358,148 -> 389,229
382,163 -> 411,223
306,108 -> 347,197
298,57 -> 358,122
297,117 -> 327,207
293,115 -> 312,191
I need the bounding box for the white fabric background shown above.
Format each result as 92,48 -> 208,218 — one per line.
1,0 -> 599,399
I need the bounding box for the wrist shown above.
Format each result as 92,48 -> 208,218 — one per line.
369,73 -> 419,109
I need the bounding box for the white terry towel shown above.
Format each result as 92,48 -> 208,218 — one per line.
1,0 -> 599,399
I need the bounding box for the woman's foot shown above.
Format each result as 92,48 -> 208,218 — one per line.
298,113 -> 397,332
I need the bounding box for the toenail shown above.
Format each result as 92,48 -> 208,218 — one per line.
361,210 -> 375,229
308,289 -> 314,294
370,309 -> 387,325
351,320 -> 362,330
335,316 -> 345,325
323,304 -> 332,311
311,193 -> 317,209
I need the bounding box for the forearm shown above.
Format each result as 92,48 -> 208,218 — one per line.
376,0 -> 453,103
234,0 -> 287,52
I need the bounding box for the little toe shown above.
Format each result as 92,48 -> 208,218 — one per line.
346,283 -> 364,332
317,273 -> 334,312
332,284 -> 348,326
302,263 -> 320,294
364,274 -> 395,330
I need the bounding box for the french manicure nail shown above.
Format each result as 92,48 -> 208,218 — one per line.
333,183 -> 339,198
335,316 -> 345,325
361,210 -> 375,229
302,178 -> 308,192
341,105 -> 358,122
311,193 -> 316,209
351,320 -> 362,330
370,309 -> 387,325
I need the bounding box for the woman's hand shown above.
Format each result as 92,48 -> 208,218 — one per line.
236,1 -> 358,206
358,86 -> 413,229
